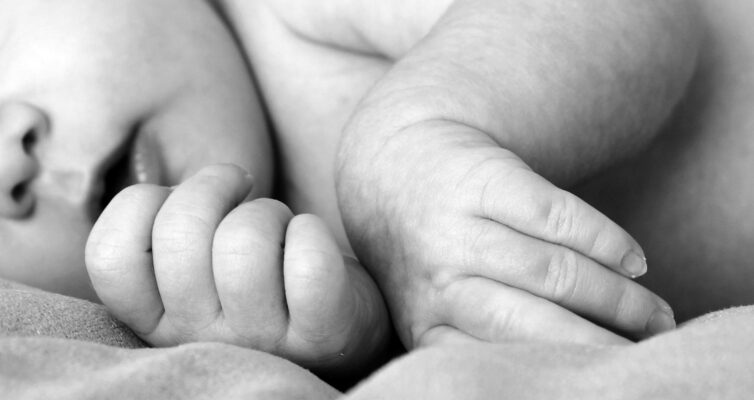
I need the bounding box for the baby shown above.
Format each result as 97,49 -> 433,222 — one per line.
223,0 -> 699,347
0,0 -> 390,379
0,0 -> 697,382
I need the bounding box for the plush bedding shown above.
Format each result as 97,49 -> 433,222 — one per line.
0,279 -> 339,399
2,278 -> 754,399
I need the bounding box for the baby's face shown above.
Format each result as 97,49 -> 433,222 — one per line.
0,0 -> 271,300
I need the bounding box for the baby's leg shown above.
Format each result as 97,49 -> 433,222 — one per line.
577,0 -> 754,322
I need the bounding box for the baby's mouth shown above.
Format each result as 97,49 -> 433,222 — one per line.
99,130 -> 165,213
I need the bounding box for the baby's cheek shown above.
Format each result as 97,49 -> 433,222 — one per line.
0,208 -> 96,302
44,238 -> 98,303
0,241 -> 93,302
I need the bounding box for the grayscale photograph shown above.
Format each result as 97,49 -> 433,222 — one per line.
1,0 -> 751,398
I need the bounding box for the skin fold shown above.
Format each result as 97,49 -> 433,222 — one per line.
332,0 -> 699,347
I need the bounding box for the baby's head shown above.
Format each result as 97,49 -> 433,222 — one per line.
0,0 -> 272,300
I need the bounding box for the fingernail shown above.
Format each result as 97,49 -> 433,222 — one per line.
621,251 -> 647,278
657,300 -> 674,318
646,310 -> 676,335
237,167 -> 254,184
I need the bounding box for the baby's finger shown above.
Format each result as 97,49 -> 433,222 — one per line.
282,214 -> 354,354
213,198 -> 293,347
465,219 -> 674,338
86,184 -> 170,335
442,277 -> 632,346
152,164 -> 253,332
416,325 -> 483,348
480,163 -> 647,278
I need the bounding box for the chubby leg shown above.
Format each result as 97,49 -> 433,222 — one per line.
577,0 -> 754,322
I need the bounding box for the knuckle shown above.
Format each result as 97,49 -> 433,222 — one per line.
216,220 -> 279,258
488,304 -> 519,340
153,212 -> 211,252
236,199 -> 294,227
464,156 -> 518,215
284,247 -> 337,272
85,233 -> 123,266
543,191 -> 578,242
85,229 -> 135,276
610,282 -> 634,326
460,222 -> 493,272
217,205 -> 288,253
543,250 -> 580,303
85,247 -> 124,282
428,253 -> 460,294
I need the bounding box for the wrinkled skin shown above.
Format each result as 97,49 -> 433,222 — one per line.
220,0 -> 698,348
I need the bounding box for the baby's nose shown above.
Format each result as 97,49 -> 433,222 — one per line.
0,102 -> 47,218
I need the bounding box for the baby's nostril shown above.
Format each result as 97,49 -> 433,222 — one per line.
11,183 -> 27,203
21,129 -> 37,154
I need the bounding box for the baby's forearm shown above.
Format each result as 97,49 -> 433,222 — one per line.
342,0 -> 700,186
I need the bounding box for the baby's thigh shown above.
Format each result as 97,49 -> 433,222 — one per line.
577,0 -> 754,322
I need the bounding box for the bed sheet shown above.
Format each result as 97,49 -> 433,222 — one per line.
3,278 -> 754,400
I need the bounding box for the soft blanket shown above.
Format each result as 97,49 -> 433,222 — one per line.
2,278 -> 754,399
0,279 -> 338,400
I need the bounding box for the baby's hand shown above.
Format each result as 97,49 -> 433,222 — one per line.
86,164 -> 389,376
339,130 -> 675,348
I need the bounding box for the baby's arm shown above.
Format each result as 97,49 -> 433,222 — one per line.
335,0 -> 700,347
85,165 -> 390,379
